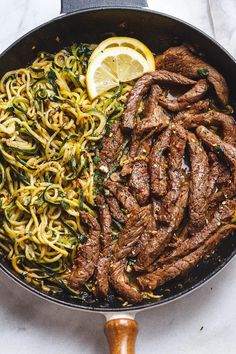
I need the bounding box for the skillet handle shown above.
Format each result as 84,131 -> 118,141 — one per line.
61,0 -> 148,14
104,317 -> 138,354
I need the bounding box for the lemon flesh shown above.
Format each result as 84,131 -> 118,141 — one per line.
86,46 -> 151,100
89,36 -> 155,72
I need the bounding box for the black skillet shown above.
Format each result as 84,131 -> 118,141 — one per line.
0,1 -> 236,353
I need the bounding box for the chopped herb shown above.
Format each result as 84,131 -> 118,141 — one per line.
112,218 -> 123,231
37,195 -> 44,206
68,156 -> 76,169
127,258 -> 135,267
79,189 -> 84,210
112,231 -> 119,240
48,69 -> 59,95
216,145 -> 224,154
78,234 -> 87,244
76,44 -> 93,58
61,201 -> 69,210
6,106 -> 14,113
93,156 -> 101,165
58,191 -> 66,198
197,68 -> 209,78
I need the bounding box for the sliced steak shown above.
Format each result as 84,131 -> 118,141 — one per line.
207,152 -> 230,198
149,128 -> 171,197
174,99 -> 210,122
169,226 -> 189,249
95,196 -> 112,297
131,214 -> 157,257
96,196 -> 112,252
151,70 -> 196,85
129,137 -> 152,205
120,133 -> 140,176
129,160 -> 150,205
138,223 -> 236,290
134,181 -> 189,271
135,85 -> 169,136
122,74 -> 154,131
105,181 -> 139,213
95,258 -> 109,297
106,196 -> 126,223
182,111 -> 236,145
99,121 -> 124,169
114,205 -> 151,260
138,223 -> 236,291
68,212 -> 100,289
158,199 -> 236,265
196,126 -> 236,202
157,45 -> 228,105
122,71 -> 195,130
158,124 -> 187,224
136,105 -> 170,136
173,182 -> 189,230
110,205 -> 151,303
134,225 -> 171,271
143,84 -> 162,116
110,259 -> 142,303
159,79 -> 208,112
121,134 -> 151,178
187,132 -> 209,232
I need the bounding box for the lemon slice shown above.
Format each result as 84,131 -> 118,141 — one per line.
86,46 -> 150,100
89,36 -> 155,72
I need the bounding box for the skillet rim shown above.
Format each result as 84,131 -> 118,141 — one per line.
0,6 -> 235,313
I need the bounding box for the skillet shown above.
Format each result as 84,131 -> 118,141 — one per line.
0,2 -> 236,353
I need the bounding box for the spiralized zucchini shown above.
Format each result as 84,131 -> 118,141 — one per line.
0,43 -> 133,295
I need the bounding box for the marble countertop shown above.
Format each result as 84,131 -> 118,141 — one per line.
0,1 -> 236,353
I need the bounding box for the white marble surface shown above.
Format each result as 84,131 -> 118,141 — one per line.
0,1 -> 236,353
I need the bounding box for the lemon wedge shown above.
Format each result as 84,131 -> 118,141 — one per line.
89,36 -> 155,72
86,46 -> 151,100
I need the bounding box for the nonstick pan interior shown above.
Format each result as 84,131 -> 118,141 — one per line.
0,8 -> 236,312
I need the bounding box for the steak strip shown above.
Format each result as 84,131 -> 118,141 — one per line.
134,181 -> 189,271
157,45 -> 228,105
110,206 -> 151,303
99,121 -> 124,169
182,111 -> 236,145
105,181 -> 139,213
134,126 -> 188,271
159,79 -> 208,112
173,99 -> 210,122
131,214 -> 157,257
158,124 -> 187,224
68,212 -> 100,289
137,223 -> 236,291
143,84 -> 162,116
129,137 -> 152,205
136,85 -> 169,136
95,196 -> 112,297
122,71 -> 195,130
196,126 -> 236,202
157,199 -> 236,265
187,132 -> 209,232
106,196 -> 126,223
207,152 -> 230,199
149,128 -> 171,197
120,133 -> 140,176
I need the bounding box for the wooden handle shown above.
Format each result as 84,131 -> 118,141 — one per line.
104,318 -> 139,354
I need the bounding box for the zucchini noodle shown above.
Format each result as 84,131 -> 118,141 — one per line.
0,43 -> 133,295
